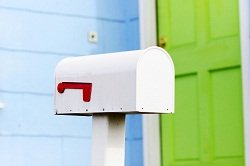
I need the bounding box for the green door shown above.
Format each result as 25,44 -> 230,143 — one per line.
158,0 -> 245,166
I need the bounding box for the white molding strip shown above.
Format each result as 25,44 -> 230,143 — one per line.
139,0 -> 157,49
239,0 -> 250,166
139,1 -> 161,166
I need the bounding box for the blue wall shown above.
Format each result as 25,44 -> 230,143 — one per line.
0,0 -> 142,165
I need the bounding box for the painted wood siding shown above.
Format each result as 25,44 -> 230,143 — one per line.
0,0 -> 142,165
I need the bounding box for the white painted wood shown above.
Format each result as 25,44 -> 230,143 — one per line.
139,0 -> 157,49
139,1 -> 162,166
55,47 -> 174,115
91,114 -> 126,166
239,0 -> 250,165
142,114 -> 161,166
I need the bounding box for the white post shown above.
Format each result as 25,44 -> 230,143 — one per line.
91,114 -> 126,166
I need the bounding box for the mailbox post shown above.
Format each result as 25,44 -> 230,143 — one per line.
92,114 -> 126,166
54,46 -> 175,166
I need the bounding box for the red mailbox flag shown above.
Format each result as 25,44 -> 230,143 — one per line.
57,82 -> 92,102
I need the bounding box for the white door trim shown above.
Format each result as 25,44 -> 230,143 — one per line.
139,0 -> 157,49
239,0 -> 250,165
139,1 -> 161,166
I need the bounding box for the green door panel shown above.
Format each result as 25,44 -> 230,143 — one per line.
158,0 -> 244,166
172,74 -> 200,160
211,67 -> 244,158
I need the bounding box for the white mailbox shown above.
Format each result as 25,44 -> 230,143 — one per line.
55,46 -> 174,115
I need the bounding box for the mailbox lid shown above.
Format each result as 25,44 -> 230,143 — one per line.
136,47 -> 175,113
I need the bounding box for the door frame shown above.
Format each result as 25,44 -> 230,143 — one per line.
239,0 -> 250,166
139,1 -> 161,166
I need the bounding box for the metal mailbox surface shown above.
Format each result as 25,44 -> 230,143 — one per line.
55,46 -> 174,115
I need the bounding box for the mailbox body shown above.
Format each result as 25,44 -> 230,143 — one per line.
55,46 -> 174,115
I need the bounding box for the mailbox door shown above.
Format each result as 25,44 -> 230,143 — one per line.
158,0 -> 244,166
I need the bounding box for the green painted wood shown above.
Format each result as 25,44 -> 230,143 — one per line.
157,0 -> 245,166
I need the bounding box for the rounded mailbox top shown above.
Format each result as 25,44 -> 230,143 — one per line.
55,46 -> 175,115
